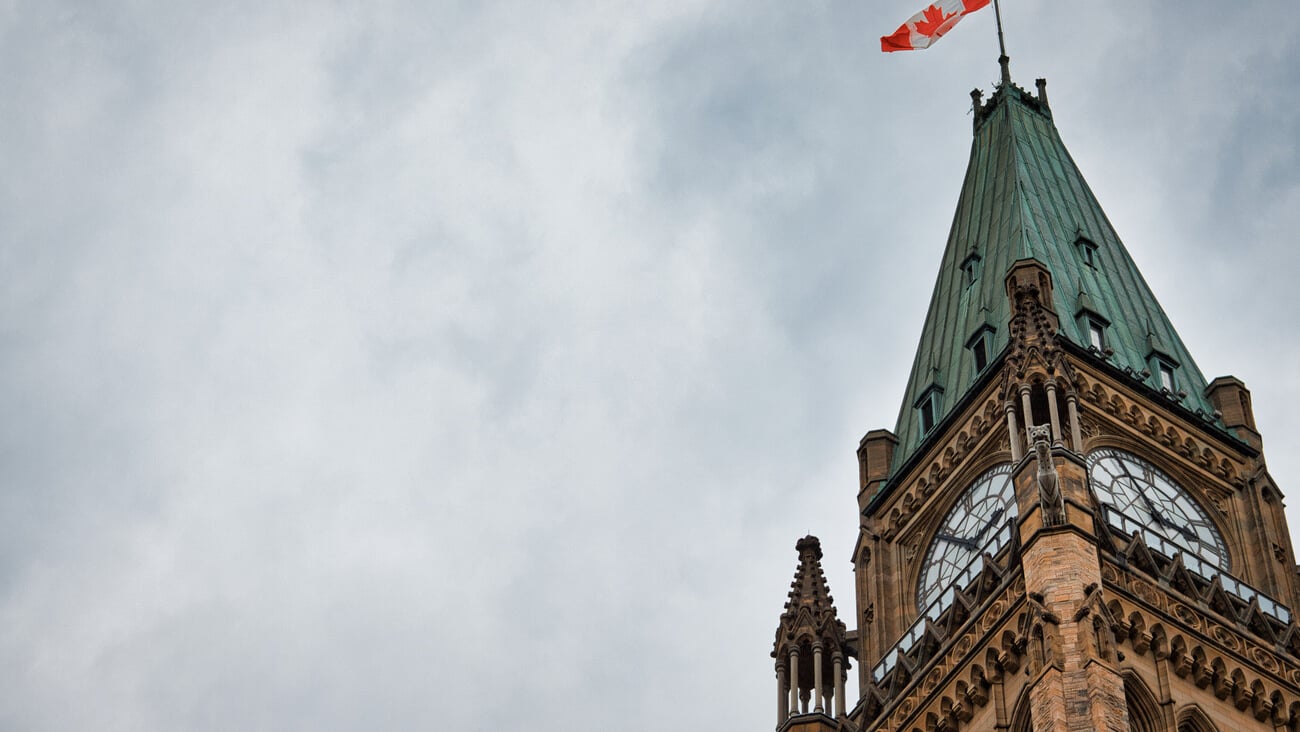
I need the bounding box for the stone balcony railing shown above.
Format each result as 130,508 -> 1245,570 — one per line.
870,520 -> 1020,690
1100,505 -> 1293,631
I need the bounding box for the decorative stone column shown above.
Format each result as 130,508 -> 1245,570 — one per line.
812,643 -> 824,713
1019,383 -> 1035,433
1067,393 -> 1083,452
1046,379 -> 1062,444
1006,401 -> 1023,461
777,660 -> 788,723
833,654 -> 846,717
788,646 -> 800,716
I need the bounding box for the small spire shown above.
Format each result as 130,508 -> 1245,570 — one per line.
785,536 -> 834,614
999,54 -> 1011,86
772,535 -> 853,722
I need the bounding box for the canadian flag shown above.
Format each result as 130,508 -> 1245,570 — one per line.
881,0 -> 991,52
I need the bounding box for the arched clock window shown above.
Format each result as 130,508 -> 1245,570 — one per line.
1087,448 -> 1229,573
917,464 -> 1018,610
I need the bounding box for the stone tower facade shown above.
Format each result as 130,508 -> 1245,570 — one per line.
770,71 -> 1300,732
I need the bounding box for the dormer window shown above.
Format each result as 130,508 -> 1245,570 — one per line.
966,325 -> 996,374
915,385 -> 944,436
1158,362 -> 1176,392
920,399 -> 937,434
1088,319 -> 1106,350
1074,291 -> 1108,354
1147,351 -> 1179,393
960,253 -> 982,287
972,338 -> 988,372
1077,309 -> 1110,352
1076,236 -> 1098,268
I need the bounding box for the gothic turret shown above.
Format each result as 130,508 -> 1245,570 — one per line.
772,536 -> 855,731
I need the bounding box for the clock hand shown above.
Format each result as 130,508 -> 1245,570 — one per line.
934,532 -> 980,551
972,508 -> 1005,545
1163,517 -> 1199,542
1136,492 -> 1201,544
1136,493 -> 1181,533
1137,491 -> 1165,523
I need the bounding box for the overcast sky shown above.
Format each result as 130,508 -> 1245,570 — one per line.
2,2 -> 1298,730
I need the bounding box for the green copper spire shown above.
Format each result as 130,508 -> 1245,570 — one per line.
888,79 -> 1226,478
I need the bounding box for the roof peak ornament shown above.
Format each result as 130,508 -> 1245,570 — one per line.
972,75 -> 1051,133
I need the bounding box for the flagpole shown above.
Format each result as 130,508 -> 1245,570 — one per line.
993,0 -> 1011,85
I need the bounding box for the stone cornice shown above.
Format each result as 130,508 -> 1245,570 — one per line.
1075,368 -> 1254,484
1102,558 -> 1300,726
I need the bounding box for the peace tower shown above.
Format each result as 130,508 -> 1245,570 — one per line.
769,63 -> 1300,732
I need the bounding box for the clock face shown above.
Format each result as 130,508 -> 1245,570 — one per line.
1087,448 -> 1228,572
917,464 -> 1017,610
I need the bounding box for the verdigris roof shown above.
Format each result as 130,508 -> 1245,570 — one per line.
889,80 -> 1224,477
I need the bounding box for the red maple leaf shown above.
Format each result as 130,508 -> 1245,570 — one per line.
911,4 -> 957,38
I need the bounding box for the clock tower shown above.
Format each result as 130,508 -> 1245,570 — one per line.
770,67 -> 1300,732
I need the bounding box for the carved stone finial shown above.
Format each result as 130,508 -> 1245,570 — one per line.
1030,425 -> 1065,526
796,535 -> 824,560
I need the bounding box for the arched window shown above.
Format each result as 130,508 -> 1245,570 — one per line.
1176,705 -> 1219,732
1123,672 -> 1163,732
1008,687 -> 1032,732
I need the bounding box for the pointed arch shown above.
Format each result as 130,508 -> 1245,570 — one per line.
1008,684 -> 1032,732
1123,671 -> 1163,732
1175,704 -> 1219,732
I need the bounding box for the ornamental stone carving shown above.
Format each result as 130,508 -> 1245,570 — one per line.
1030,425 -> 1065,526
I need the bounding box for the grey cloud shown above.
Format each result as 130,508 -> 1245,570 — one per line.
1,2 -> 1298,731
